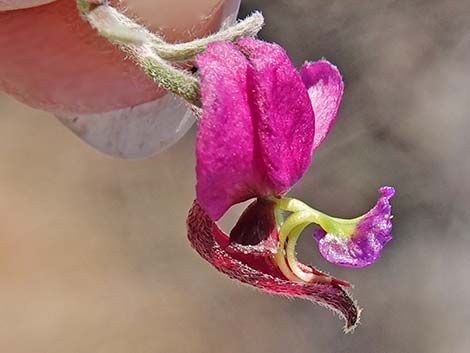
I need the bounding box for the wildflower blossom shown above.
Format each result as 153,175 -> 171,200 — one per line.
187,38 -> 394,330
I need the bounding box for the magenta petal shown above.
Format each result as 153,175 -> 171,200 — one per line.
187,200 -> 360,330
314,187 -> 395,268
237,38 -> 315,193
300,60 -> 344,150
195,41 -> 258,220
195,39 -> 316,220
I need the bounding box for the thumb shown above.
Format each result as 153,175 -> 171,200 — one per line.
0,0 -> 55,11
0,0 -> 240,158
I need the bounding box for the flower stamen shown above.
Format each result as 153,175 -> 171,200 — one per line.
272,195 -> 391,286
271,187 -> 394,275
286,223 -> 321,282
273,207 -> 337,285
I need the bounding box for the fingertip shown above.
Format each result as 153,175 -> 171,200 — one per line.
0,0 -> 56,11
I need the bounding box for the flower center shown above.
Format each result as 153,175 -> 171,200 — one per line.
271,197 -> 364,286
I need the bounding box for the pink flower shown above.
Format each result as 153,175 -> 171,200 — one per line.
187,38 -> 394,330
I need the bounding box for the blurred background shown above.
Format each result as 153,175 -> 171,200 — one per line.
1,0 -> 470,352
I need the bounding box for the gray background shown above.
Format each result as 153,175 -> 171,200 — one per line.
1,0 -> 469,352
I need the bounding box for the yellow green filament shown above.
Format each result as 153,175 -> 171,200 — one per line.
272,197 -> 364,284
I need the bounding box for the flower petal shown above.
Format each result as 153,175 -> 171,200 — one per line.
229,198 -> 277,246
196,41 -> 258,220
187,200 -> 360,331
313,187 -> 395,268
237,38 -> 315,194
300,60 -> 344,150
196,39 -> 315,220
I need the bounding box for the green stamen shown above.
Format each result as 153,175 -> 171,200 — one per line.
272,197 -> 364,284
274,249 -> 303,283
277,197 -> 362,238
285,223 -> 311,281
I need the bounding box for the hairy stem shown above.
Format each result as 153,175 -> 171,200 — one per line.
152,12 -> 264,61
76,1 -> 264,106
78,2 -> 200,104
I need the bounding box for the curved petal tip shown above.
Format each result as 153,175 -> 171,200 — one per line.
314,186 -> 395,268
187,200 -> 360,330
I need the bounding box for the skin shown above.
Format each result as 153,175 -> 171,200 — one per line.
0,0 -> 240,114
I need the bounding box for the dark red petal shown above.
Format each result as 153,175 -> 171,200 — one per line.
187,200 -> 360,330
229,198 -> 276,246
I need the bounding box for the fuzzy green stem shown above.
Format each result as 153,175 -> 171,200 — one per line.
79,2 -> 161,44
152,12 -> 264,61
78,2 -> 200,104
141,52 -> 201,106
76,1 -> 264,106
81,3 -> 263,61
